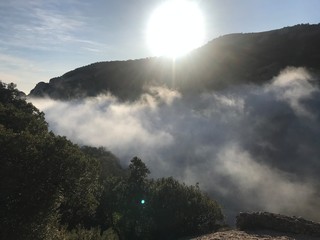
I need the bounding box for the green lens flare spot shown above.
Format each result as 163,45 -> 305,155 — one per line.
141,199 -> 145,204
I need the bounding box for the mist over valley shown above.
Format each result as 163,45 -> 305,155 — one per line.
29,24 -> 320,224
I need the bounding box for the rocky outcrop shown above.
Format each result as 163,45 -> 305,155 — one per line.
236,212 -> 320,237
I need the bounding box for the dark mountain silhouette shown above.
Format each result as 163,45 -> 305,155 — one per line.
30,24 -> 320,100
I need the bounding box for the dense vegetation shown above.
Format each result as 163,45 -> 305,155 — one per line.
30,24 -> 320,101
0,81 -> 224,239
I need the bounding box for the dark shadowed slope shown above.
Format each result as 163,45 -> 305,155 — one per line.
30,24 -> 320,100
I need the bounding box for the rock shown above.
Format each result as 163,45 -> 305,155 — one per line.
236,212 -> 320,237
29,81 -> 49,96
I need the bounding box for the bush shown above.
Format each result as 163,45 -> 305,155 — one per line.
0,82 -> 101,239
0,82 -> 224,239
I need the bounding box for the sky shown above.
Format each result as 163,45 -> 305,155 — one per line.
1,0 -> 320,93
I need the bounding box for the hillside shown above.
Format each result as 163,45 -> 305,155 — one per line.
1,81 -> 224,239
30,24 -> 320,100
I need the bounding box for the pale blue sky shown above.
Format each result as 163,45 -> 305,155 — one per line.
0,0 -> 319,93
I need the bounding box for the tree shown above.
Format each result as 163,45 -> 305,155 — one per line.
0,82 -> 224,239
0,82 -> 101,239
97,156 -> 224,240
108,157 -> 151,240
128,157 -> 150,184
148,177 -> 224,239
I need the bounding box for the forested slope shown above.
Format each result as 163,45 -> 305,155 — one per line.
0,81 -> 223,239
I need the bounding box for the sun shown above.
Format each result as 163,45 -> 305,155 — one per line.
147,0 -> 205,58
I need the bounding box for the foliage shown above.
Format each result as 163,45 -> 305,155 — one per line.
99,157 -> 224,240
0,81 -> 224,239
148,177 -> 224,239
59,226 -> 118,240
81,146 -> 124,179
0,82 -> 101,239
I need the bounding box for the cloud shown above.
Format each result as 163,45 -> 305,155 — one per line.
32,87 -> 178,157
215,144 -> 320,220
0,0 -> 103,52
30,67 -> 320,223
0,53 -> 49,93
0,53 -> 38,71
0,0 -> 113,92
267,67 -> 316,118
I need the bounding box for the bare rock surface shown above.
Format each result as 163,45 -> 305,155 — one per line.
189,212 -> 320,240
236,212 -> 320,237
191,230 -> 320,240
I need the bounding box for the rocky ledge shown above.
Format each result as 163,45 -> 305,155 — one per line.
236,212 -> 320,237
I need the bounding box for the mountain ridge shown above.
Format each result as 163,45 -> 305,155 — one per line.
29,23 -> 320,100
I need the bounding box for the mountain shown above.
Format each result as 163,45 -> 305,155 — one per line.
30,23 -> 320,100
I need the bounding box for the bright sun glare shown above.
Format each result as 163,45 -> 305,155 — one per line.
147,0 -> 205,58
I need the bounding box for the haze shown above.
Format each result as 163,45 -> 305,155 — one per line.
31,67 -> 320,223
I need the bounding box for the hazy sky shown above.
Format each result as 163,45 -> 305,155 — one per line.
1,0 -> 319,93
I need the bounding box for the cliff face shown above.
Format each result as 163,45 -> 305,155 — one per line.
29,24 -> 320,100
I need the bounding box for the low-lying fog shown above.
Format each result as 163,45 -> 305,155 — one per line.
31,67 -> 320,223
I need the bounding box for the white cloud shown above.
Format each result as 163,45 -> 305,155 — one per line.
268,67 -> 316,118
30,67 -> 320,223
0,53 -> 48,92
31,89 -> 179,160
0,0 -> 103,52
215,144 -> 320,217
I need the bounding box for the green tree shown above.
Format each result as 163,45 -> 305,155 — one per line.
0,82 -> 101,239
0,82 -> 224,239
128,157 -> 150,184
97,156 -> 224,240
81,146 -> 123,179
147,177 -> 223,239
108,157 -> 151,240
